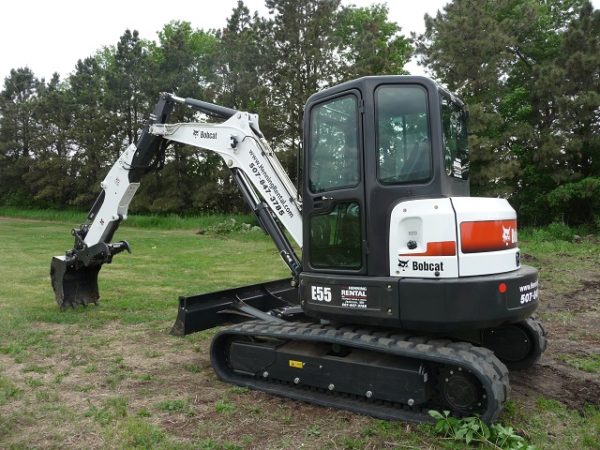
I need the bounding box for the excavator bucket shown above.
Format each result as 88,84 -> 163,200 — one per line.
50,256 -> 101,309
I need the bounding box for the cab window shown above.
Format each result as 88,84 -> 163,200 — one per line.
441,96 -> 469,180
309,95 -> 360,193
376,85 -> 432,184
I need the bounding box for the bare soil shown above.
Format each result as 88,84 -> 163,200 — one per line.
511,273 -> 600,410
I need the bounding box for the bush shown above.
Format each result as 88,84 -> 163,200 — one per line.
206,218 -> 260,235
429,410 -> 533,449
546,177 -> 600,226
545,222 -> 576,242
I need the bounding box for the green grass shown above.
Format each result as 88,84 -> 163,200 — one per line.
155,399 -> 186,412
0,212 -> 292,448
0,211 -> 599,449
85,397 -> 128,426
0,376 -> 22,405
0,206 -> 255,231
559,354 -> 600,373
519,226 -> 600,295
183,362 -> 201,373
0,214 -> 278,330
215,399 -> 236,414
110,417 -> 167,449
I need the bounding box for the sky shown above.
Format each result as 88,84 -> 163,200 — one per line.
0,0 -> 450,82
1,0 -> 599,84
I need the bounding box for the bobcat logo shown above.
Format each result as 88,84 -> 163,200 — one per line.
398,260 -> 409,271
502,226 -> 515,245
193,129 -> 200,137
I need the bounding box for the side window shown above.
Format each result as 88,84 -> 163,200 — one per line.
441,96 -> 469,180
376,85 -> 432,184
310,202 -> 362,269
309,95 -> 359,193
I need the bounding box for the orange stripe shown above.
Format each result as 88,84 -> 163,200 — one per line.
460,220 -> 517,253
399,241 -> 456,256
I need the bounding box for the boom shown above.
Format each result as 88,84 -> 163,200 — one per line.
51,93 -> 302,308
150,103 -> 302,246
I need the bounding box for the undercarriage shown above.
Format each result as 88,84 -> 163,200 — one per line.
172,279 -> 546,423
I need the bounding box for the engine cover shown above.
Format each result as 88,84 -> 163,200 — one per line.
389,197 -> 520,278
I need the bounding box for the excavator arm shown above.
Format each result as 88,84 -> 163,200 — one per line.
50,93 -> 302,310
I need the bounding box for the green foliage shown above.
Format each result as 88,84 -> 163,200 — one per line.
417,0 -> 600,226
183,363 -> 201,373
521,222 -> 576,243
1,1 -> 598,227
206,218 -> 260,235
544,223 -> 576,242
136,408 -> 151,418
429,410 -> 534,449
117,417 -> 166,449
546,177 -> 600,226
306,425 -> 321,437
336,4 -> 411,78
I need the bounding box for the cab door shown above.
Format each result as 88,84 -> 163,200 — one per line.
303,90 -> 367,275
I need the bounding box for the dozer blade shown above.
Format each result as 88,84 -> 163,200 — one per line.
50,256 -> 101,309
171,278 -> 299,336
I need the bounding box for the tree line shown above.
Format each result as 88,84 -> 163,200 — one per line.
0,0 -> 598,227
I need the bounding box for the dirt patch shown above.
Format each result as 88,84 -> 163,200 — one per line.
511,364 -> 600,411
510,271 -> 600,411
544,278 -> 600,313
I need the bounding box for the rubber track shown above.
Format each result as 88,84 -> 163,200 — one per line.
527,315 -> 548,354
211,321 -> 510,423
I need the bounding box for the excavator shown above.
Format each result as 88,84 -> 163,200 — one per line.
50,76 -> 546,423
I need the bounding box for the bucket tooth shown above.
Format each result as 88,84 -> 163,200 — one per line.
50,256 -> 101,309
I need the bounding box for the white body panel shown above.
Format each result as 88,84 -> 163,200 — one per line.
389,198 -> 458,278
388,197 -> 520,278
451,197 -> 520,276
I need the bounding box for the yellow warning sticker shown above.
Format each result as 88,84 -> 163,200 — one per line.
288,360 -> 303,369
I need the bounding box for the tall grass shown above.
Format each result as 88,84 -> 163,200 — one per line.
0,207 -> 255,230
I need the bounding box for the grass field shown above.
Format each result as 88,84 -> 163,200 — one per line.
0,213 -> 599,449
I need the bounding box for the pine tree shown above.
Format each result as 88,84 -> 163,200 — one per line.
416,0 -> 597,225
0,68 -> 43,206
